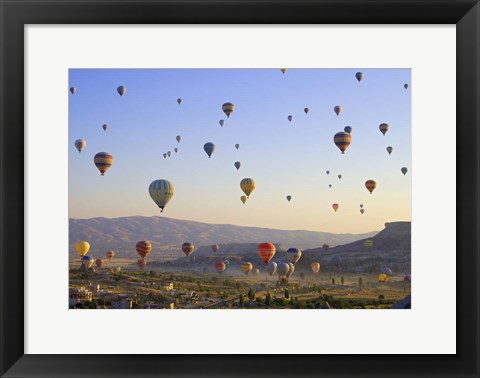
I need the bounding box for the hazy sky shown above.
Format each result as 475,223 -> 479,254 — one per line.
69,69 -> 411,233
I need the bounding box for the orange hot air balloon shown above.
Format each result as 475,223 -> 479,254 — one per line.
136,240 -> 152,258
211,244 -> 220,253
365,179 -> 377,194
332,203 -> 339,212
182,242 -> 195,256
137,258 -> 147,270
214,261 -> 226,275
106,250 -> 115,260
94,152 -> 114,176
257,242 -> 276,265
333,132 -> 352,154
95,259 -> 104,268
311,262 -> 320,275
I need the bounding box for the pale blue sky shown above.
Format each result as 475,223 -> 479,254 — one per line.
69,69 -> 411,233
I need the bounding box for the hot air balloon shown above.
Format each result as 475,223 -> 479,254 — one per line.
174,148 -> 178,153
280,68 -> 287,74
338,174 -> 342,179
136,240 -> 152,259
81,255 -> 94,269
177,98 -> 182,105
277,263 -> 290,279
326,170 -> 330,175
404,275 -> 411,283
334,105 -> 342,116
266,261 -> 277,276
167,151 -> 171,157
333,132 -> 352,154
332,203 -> 339,212
323,244 -> 329,251
74,139 -> 86,153
149,179 -> 174,212
70,87 -> 76,94
95,258 -> 104,268
117,86 -> 126,96
241,262 -> 253,275
75,241 -> 90,257
360,209 -> 365,214
102,124 -> 108,131
94,152 -> 114,176
387,146 -> 393,155
286,262 -> 295,278
253,268 -> 260,276
287,248 -> 302,264
404,83 -> 409,90
240,178 -> 256,197
329,184 -> 332,188
286,195 -> 292,202
240,195 -> 248,204
304,108 -> 309,114
211,245 -> 220,253
288,115 -> 293,122
311,262 -> 320,275
176,135 -> 181,143
401,167 -> 408,175
115,266 -> 121,273
137,258 -> 147,270
163,153 -> 167,159
365,179 -> 377,194
360,204 -> 363,208
355,72 -> 364,82
222,102 -> 235,118
106,250 -> 115,260
204,142 -> 216,158
214,262 -> 226,275
234,161 -> 241,170
381,267 -> 393,275
378,273 -> 389,282
235,143 -> 239,150
344,126 -> 352,134
182,242 -> 195,257
364,239 -> 373,249
219,120 -> 225,127
258,243 -> 276,265
224,259 -> 230,266
379,123 -> 389,135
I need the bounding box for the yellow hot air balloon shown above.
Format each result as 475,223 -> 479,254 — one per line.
241,262 -> 253,275
75,241 -> 90,257
240,195 -> 248,204
378,273 -> 389,282
240,178 -> 256,197
94,152 -> 114,176
365,179 -> 377,194
222,102 -> 235,118
115,266 -> 122,273
280,68 -> 287,74
149,179 -> 174,212
311,262 -> 320,275
364,239 -> 373,249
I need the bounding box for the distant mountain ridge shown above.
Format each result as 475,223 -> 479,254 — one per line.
69,216 -> 377,258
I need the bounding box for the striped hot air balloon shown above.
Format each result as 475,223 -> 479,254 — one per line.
94,152 -> 114,176
211,244 -> 220,253
241,262 -> 253,275
106,250 -> 115,260
379,123 -> 389,135
74,139 -> 86,153
149,179 -> 174,212
365,179 -> 377,194
214,261 -> 226,275
311,262 -> 320,275
136,240 -> 152,259
287,248 -> 302,264
333,132 -> 352,154
137,258 -> 147,270
258,243 -> 276,265
332,203 -> 339,212
182,242 -> 195,257
240,178 -> 256,197
95,259 -> 104,268
222,102 -> 235,118
75,241 -> 90,257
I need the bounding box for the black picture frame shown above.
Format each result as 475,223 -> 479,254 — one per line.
1,1 -> 478,377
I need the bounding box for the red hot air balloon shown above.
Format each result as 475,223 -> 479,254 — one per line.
182,242 -> 195,257
136,240 -> 152,259
332,203 -> 339,212
137,258 -> 147,270
257,243 -> 276,265
365,180 -> 377,194
214,262 -> 226,275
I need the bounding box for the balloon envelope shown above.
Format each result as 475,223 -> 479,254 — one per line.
286,262 -> 295,278
95,259 -> 104,268
234,161 -> 241,170
401,167 -> 408,175
70,87 -> 76,94
137,258 -> 147,270
182,242 -> 195,256
344,126 -> 352,134
204,142 -> 216,158
333,132 -> 352,154
82,255 -> 94,268
378,273 -> 389,282
222,102 -> 235,118
240,195 -> 248,204
379,123 -> 389,135
287,248 -> 302,264
240,178 -> 256,197
404,83 -> 409,90
117,86 -> 126,96
241,262 -> 253,275
355,72 -> 364,82
136,240 -> 152,258
387,146 -> 393,155
365,179 -> 377,194
214,262 -> 226,275
211,244 -> 220,253
177,98 -> 182,105
219,120 -> 225,127
277,263 -> 290,279
332,203 -> 339,212
334,105 -> 342,115
94,152 -> 114,175
288,115 -> 292,122
266,261 -> 277,276
280,68 -> 287,74
235,143 -> 239,150
258,243 -> 276,265
286,195 -> 292,202
74,139 -> 86,153
176,135 -> 181,143
311,262 -> 320,275
149,179 -> 174,212
75,241 -> 90,257
304,108 -> 309,114
106,250 -> 115,260
102,124 -> 108,131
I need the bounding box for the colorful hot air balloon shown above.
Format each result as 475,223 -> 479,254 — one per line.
258,243 -> 276,265
378,273 -> 389,282
82,255 -> 94,268
333,132 -> 352,154
214,261 -> 226,275
94,152 -> 114,176
182,242 -> 195,257
266,261 -> 277,276
167,151 -> 171,157
334,105 -> 342,116
240,178 -> 256,197
240,195 -> 248,204
137,258 -> 147,270
95,258 -> 104,268
277,263 -> 290,279
379,123 -> 389,135
355,72 -> 364,82
344,126 -> 352,134
234,161 -> 241,170
323,244 -> 329,251
360,209 -> 365,214
387,146 -> 393,155
286,262 -> 295,278
117,86 -> 126,96
404,83 -> 409,90
338,174 -> 342,179
70,87 -> 76,94
286,248 -> 302,264
332,203 -> 339,212
74,139 -> 86,153
102,124 -> 108,131
280,68 -> 287,74
75,241 -> 90,257
401,167 -> 408,175
106,250 -> 115,260
364,239 -> 373,249
136,240 -> 152,259
365,179 -> 377,194
235,143 -> 239,150
311,262 -> 320,275
149,179 -> 174,212
304,108 -> 309,114
177,98 -> 182,105
288,115 -> 293,122
176,135 -> 181,143
211,244 -> 220,253
241,262 -> 253,275
174,148 -> 178,153
219,120 -> 225,127
286,195 -> 292,202
222,102 -> 235,118
204,142 -> 216,158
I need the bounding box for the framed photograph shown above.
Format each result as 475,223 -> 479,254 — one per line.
1,0 -> 478,377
